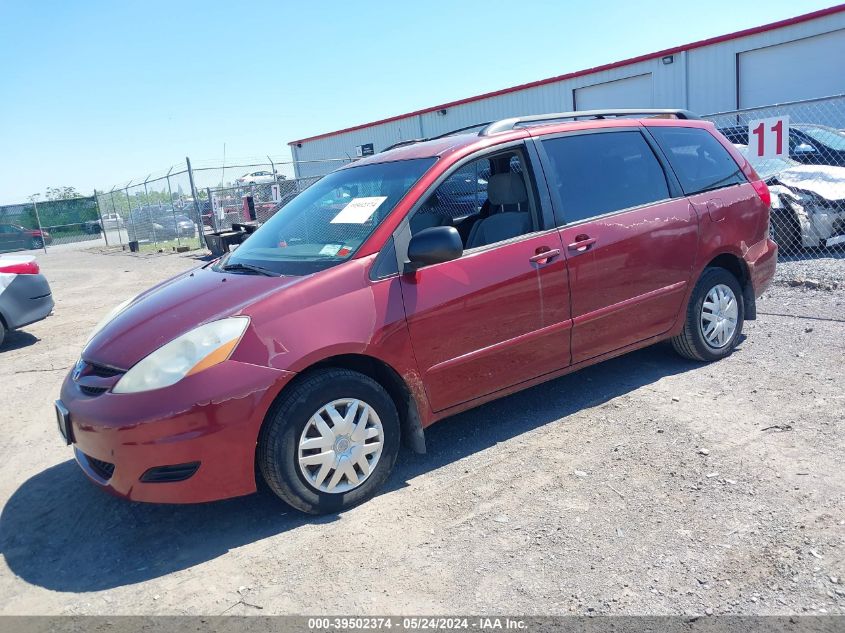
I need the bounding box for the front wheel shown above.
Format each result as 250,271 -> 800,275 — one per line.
257,368 -> 400,514
671,267 -> 744,362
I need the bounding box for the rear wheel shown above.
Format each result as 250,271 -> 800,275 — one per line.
671,267 -> 744,362
0,320 -> 6,348
30,237 -> 43,250
257,368 -> 400,514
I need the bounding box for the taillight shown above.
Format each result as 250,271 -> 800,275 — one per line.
751,180 -> 771,208
0,261 -> 40,275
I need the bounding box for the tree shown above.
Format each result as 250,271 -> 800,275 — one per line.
45,186 -> 82,201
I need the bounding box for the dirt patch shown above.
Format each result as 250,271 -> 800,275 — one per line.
0,249 -> 842,615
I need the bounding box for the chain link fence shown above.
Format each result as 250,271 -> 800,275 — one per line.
0,196 -> 102,253
96,167 -> 205,254
202,173 -> 346,234
94,158 -> 350,254
703,95 -> 845,288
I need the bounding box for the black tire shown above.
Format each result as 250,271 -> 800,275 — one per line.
671,267 -> 745,362
30,237 -> 43,250
770,208 -> 801,253
257,368 -> 400,514
0,320 -> 6,348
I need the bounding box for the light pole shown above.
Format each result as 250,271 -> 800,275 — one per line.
28,194 -> 47,254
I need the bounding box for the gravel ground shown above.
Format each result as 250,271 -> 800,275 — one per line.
774,255 -> 845,290
0,247 -> 843,616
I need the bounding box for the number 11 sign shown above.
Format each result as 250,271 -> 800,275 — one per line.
748,116 -> 790,159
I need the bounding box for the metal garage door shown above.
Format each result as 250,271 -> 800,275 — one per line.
738,29 -> 845,108
574,74 -> 653,110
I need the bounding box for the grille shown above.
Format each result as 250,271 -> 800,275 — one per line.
76,361 -> 124,397
87,363 -> 124,378
86,454 -> 115,480
80,385 -> 108,396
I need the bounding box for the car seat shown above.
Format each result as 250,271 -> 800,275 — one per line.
465,173 -> 531,248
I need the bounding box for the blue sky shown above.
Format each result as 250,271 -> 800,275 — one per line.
0,0 -> 836,204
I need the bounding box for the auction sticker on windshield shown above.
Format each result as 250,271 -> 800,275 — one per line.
330,196 -> 387,224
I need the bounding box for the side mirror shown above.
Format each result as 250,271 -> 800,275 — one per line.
794,142 -> 817,155
406,226 -> 463,269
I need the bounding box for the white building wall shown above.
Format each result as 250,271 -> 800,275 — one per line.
685,11 -> 845,113
291,116 -> 424,178
291,11 -> 845,178
416,56 -> 688,139
736,29 -> 845,107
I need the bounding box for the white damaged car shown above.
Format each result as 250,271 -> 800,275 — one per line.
735,145 -> 845,251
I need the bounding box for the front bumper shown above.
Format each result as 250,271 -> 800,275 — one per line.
794,202 -> 845,247
59,359 -> 295,503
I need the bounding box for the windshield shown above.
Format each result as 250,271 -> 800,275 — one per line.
220,157 -> 436,276
798,126 -> 845,151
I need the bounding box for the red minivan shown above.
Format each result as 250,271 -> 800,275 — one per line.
57,110 -> 777,513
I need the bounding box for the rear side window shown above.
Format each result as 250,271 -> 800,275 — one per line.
650,127 -> 746,195
541,131 -> 670,224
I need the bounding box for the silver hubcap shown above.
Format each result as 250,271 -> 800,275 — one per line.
297,398 -> 384,494
700,284 -> 738,349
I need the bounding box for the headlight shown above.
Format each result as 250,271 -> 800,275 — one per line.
112,317 -> 249,394
86,295 -> 137,344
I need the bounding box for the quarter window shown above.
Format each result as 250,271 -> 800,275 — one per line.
541,131 -> 670,224
650,126 -> 746,195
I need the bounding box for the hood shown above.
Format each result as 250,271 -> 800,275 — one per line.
82,264 -> 307,369
775,164 -> 845,201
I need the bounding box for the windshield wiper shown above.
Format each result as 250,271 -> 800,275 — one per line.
221,262 -> 280,277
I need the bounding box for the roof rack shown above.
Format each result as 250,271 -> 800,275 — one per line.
380,122 -> 495,153
430,121 -> 494,140
479,109 -> 699,136
381,138 -> 425,152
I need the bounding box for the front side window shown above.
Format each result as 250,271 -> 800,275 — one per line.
409,149 -> 537,250
650,126 -> 745,196
541,131 -> 670,224
222,158 -> 435,275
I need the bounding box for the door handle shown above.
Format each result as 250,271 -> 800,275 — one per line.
567,236 -> 596,252
529,247 -> 561,264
